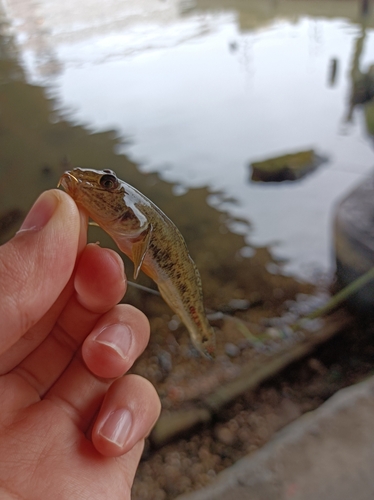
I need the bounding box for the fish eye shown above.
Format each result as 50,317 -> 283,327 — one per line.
100,174 -> 118,190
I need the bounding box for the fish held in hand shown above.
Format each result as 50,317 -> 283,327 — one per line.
58,168 -> 215,358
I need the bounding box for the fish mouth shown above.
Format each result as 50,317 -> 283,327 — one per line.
57,171 -> 79,193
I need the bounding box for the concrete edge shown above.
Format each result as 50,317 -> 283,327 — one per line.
176,375 -> 374,500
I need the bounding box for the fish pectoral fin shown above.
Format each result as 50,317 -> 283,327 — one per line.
132,225 -> 152,280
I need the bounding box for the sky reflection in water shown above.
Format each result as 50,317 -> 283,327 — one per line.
5,1 -> 374,279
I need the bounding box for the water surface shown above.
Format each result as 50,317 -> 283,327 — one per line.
2,0 -> 374,279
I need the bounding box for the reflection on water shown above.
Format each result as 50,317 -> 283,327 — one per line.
1,0 -> 374,280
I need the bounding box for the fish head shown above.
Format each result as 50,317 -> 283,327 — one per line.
58,168 -> 145,233
58,167 -> 123,219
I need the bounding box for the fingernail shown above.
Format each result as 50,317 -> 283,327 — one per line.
94,324 -> 132,359
99,409 -> 132,446
18,191 -> 59,233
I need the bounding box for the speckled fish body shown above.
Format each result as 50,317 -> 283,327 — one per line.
58,168 -> 215,358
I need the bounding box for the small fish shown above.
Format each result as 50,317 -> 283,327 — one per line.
58,168 -> 215,358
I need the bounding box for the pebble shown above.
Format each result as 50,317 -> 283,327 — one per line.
168,317 -> 180,331
266,327 -> 282,339
308,358 -> 328,375
225,342 -> 240,357
215,426 -> 236,446
198,446 -> 211,462
157,350 -> 173,373
228,298 -> 250,311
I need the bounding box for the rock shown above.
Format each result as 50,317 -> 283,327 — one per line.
334,169 -> 374,313
250,149 -> 327,183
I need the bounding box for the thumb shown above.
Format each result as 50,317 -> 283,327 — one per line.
0,189 -> 84,355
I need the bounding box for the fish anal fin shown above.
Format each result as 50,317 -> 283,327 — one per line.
132,225 -> 152,279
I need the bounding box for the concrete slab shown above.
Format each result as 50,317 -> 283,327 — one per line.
176,375 -> 374,500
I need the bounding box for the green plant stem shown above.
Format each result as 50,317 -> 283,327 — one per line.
307,266 -> 374,320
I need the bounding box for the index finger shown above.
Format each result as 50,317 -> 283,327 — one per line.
0,190 -> 83,361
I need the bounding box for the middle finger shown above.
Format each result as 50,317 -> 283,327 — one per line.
12,244 -> 127,397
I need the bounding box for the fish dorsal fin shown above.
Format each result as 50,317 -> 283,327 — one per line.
132,225 -> 152,279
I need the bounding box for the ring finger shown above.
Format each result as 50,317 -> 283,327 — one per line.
44,307 -> 151,432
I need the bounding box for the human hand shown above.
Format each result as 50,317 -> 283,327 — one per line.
0,190 -> 160,499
